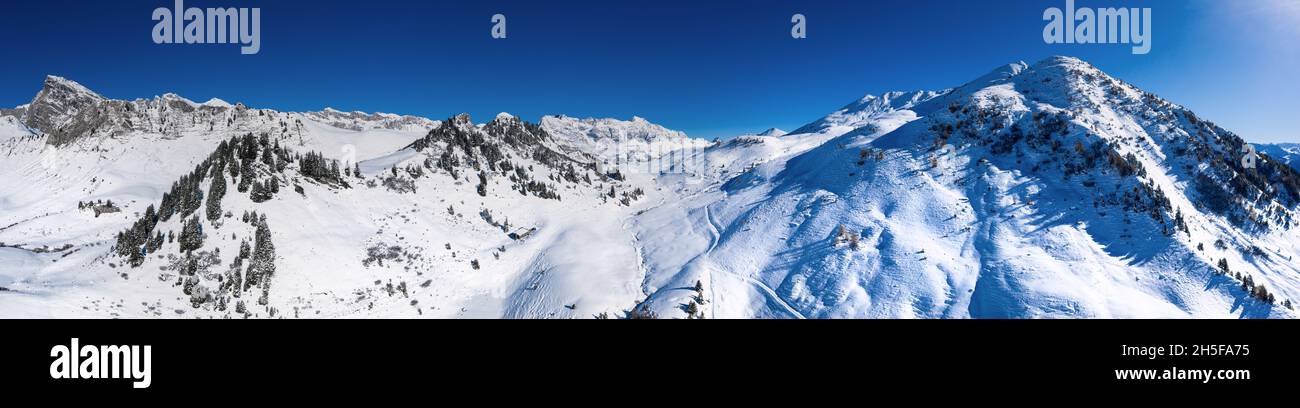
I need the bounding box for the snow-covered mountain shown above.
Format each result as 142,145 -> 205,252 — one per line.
1257,143 -> 1300,172
539,115 -> 712,173
3,57 -> 1299,319
0,78 -> 652,318
633,57 -> 1300,318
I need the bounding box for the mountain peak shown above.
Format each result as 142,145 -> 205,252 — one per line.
159,92 -> 197,106
41,75 -> 101,99
1033,55 -> 1087,67
23,75 -> 108,141
757,127 -> 787,137
452,113 -> 473,126
202,98 -> 233,108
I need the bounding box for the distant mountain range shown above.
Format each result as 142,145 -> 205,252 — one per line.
1256,143 -> 1300,172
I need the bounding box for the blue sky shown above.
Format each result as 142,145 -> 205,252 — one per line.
1,0 -> 1297,142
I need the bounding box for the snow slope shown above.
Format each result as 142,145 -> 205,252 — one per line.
634,57 -> 1300,318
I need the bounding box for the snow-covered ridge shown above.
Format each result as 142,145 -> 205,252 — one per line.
541,115 -> 690,143
790,89 -> 945,136
0,75 -> 444,146
735,127 -> 789,138
540,114 -> 711,167
298,108 -> 437,132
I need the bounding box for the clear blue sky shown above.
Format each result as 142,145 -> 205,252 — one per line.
1,0 -> 1296,142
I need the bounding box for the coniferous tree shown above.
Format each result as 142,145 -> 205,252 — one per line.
228,150 -> 242,178
144,204 -> 157,225
238,160 -> 253,192
159,192 -> 176,221
298,151 -> 344,184
262,144 -> 274,166
1174,208 -> 1188,234
145,231 -> 164,254
206,173 -> 226,222
115,204 -> 161,267
476,171 -> 489,197
180,253 -> 198,277
245,220 -> 276,291
178,216 -> 204,253
250,180 -> 272,203
275,151 -> 287,172
173,170 -> 205,218
127,244 -> 145,266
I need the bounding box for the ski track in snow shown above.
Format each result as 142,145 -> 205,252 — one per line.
701,202 -> 806,319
